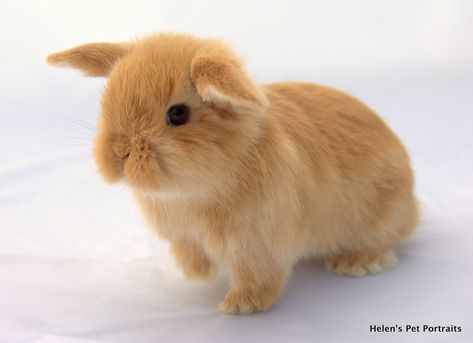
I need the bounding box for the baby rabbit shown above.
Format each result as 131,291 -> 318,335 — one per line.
47,33 -> 418,314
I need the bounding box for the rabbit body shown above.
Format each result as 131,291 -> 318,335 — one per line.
48,34 -> 418,314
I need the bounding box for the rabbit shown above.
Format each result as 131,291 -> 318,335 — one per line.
47,33 -> 418,314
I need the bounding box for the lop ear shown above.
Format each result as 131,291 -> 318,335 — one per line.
47,42 -> 132,77
190,43 -> 268,112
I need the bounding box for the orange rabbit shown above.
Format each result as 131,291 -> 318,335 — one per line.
48,33 -> 418,314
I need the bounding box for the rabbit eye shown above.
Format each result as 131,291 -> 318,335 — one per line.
166,104 -> 189,126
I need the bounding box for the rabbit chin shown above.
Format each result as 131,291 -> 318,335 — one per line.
135,187 -> 209,200
121,169 -> 207,200
122,169 -> 161,193
94,154 -> 208,200
126,177 -> 210,200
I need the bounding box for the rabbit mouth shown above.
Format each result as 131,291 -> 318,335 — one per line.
122,154 -> 162,191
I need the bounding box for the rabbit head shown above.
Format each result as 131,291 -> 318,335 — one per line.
48,34 -> 268,197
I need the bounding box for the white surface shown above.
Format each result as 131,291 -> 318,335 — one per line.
1,1 -> 472,342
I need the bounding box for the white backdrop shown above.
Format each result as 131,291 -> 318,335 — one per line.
1,1 -> 472,342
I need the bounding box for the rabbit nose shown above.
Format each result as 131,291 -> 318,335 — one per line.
128,135 -> 153,160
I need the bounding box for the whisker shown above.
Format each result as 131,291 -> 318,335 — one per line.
59,144 -> 92,149
64,170 -> 98,195
64,117 -> 96,132
62,155 -> 91,163
63,128 -> 95,139
56,136 -> 93,142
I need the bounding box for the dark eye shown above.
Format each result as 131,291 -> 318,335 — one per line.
166,104 -> 189,126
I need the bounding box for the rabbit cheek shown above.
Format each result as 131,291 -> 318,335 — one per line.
93,134 -> 124,184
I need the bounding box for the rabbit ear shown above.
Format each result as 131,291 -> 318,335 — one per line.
47,42 -> 132,77
191,44 -> 268,112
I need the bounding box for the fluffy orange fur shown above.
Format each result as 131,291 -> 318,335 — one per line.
47,33 -> 418,314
